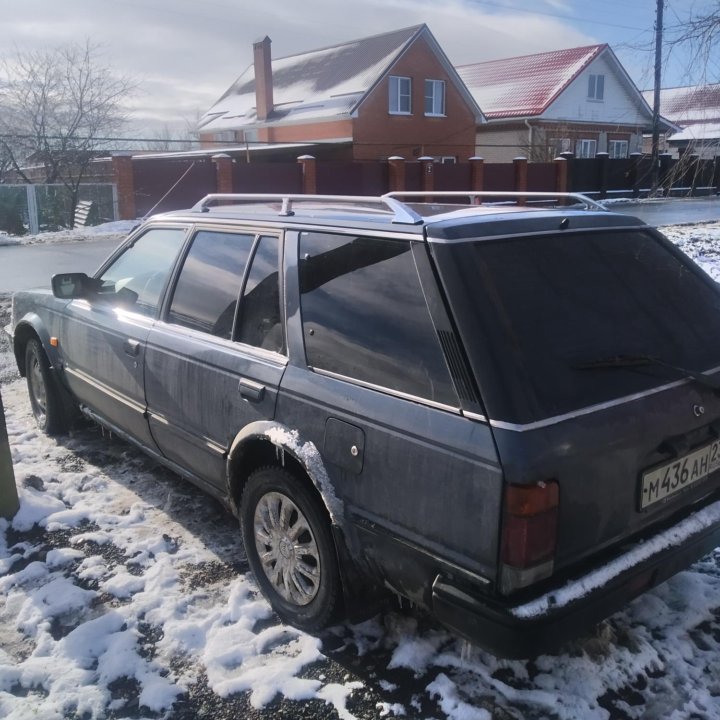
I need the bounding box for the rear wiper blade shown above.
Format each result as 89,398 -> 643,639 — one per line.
573,354 -> 720,392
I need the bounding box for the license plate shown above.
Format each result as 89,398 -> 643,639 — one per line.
640,439 -> 720,509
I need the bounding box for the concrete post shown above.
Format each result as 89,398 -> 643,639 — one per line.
0,389 -> 18,520
297,155 -> 317,194
388,156 -> 406,193
469,157 -> 484,199
513,156 -> 528,205
212,154 -> 234,194
111,154 -> 136,220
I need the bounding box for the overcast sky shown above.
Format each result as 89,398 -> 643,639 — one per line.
1,0 -> 714,137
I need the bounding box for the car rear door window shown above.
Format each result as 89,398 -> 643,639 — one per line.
236,235 -> 284,353
299,232 -> 456,406
167,230 -> 254,338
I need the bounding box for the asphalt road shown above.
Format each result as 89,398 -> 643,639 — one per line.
0,237 -> 121,293
612,195 -> 720,225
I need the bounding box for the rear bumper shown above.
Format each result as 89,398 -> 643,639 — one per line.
433,497 -> 720,658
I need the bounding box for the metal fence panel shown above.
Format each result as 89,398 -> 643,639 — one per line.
0,183 -> 116,235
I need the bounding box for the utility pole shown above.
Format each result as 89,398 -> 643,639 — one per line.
651,0 -> 664,194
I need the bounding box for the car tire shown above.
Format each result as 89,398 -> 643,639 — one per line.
241,466 -> 340,631
25,338 -> 69,435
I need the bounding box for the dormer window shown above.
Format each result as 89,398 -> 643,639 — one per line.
588,74 -> 605,100
389,76 -> 412,114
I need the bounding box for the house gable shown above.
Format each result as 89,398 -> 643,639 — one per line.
352,29 -> 483,160
542,49 -> 653,126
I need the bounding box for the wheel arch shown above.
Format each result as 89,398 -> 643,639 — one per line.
13,316 -> 55,377
226,421 -> 344,530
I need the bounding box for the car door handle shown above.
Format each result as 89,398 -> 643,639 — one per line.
124,339 -> 141,357
238,378 -> 265,402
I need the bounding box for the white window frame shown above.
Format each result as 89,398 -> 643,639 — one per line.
609,140 -> 629,159
576,139 -> 597,158
389,76 -> 412,115
587,74 -> 605,101
424,79 -> 446,117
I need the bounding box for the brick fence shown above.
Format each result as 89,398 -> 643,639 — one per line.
105,152 -> 720,220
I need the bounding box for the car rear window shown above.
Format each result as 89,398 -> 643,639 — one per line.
438,229 -> 720,425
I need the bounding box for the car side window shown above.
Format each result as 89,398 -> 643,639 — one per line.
167,230 -> 254,338
299,232 -> 457,405
97,227 -> 187,317
236,236 -> 284,353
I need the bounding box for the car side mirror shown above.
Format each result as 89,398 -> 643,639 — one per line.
51,272 -> 94,299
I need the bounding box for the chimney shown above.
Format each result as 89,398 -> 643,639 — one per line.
253,36 -> 273,121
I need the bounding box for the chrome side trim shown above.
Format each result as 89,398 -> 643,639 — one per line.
310,367 -> 461,414
147,410 -> 226,456
489,368 -> 720,432
462,410 -> 489,424
65,367 -> 145,414
426,225 -> 647,244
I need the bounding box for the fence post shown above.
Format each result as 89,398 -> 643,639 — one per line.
112,153 -> 136,220
559,151 -> 575,193
212,154 -> 234,194
388,156 -> 406,193
555,157 -> 569,205
418,156 -> 434,196
689,154 -> 700,195
469,157 -> 484,197
713,155 -> 720,195
513,157 -> 528,204
297,155 -> 317,194
659,153 -> 674,196
595,152 -> 609,199
0,389 -> 19,520
629,152 -> 642,198
26,185 -> 39,235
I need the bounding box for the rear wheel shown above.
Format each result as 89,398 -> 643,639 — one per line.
25,338 -> 68,435
241,466 -> 340,631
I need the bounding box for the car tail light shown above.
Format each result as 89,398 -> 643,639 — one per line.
500,481 -> 559,593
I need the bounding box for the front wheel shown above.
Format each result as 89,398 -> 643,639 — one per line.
240,466 -> 341,631
25,338 -> 69,435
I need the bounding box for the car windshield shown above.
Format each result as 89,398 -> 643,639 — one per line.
437,229 -> 720,425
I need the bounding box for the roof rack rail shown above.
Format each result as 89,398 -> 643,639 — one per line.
190,193 -> 424,225
383,190 -> 607,212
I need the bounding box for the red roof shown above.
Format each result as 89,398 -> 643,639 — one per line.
457,44 -> 606,119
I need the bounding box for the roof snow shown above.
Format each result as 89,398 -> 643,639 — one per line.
199,25 -> 423,133
642,84 -> 720,127
456,44 -> 606,119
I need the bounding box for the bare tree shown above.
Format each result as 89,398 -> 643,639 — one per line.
0,41 -> 135,225
665,2 -> 720,81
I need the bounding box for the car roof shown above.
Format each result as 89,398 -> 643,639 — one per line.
153,192 -> 648,240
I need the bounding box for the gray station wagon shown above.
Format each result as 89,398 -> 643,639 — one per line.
9,191 -> 720,657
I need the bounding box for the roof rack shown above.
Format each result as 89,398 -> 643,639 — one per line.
191,193 -> 424,224
383,190 -> 607,212
190,190 -> 605,225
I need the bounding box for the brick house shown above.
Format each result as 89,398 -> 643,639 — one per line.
198,25 -> 484,162
457,44 -> 669,163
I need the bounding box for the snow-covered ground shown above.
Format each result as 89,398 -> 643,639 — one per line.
0,221 -> 137,247
2,222 -> 720,719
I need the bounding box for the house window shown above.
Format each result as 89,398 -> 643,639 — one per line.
576,139 -> 597,158
389,76 -> 412,114
588,74 -> 605,100
424,79 -> 446,116
215,131 -> 236,143
609,140 -> 629,159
